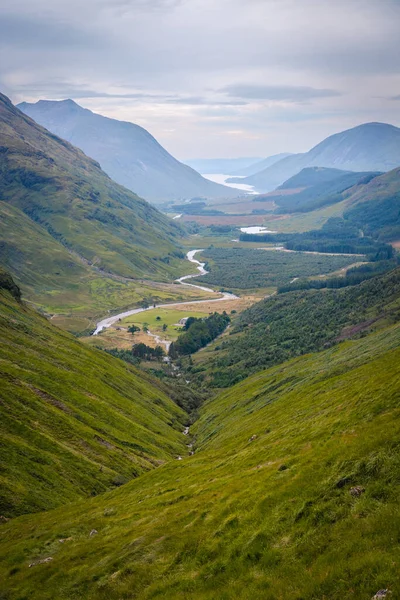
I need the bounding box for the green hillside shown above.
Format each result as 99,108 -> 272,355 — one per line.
0,93 -> 189,311
0,319 -> 399,599
190,266 -> 400,387
343,167 -> 400,241
273,168 -> 380,213
0,277 -> 188,518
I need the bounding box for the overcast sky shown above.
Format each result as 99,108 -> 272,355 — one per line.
1,0 -> 400,158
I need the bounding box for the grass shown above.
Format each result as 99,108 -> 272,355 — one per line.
0,288 -> 189,518
0,199 -> 210,333
0,93 -> 200,327
0,321 -> 399,599
121,308 -> 209,341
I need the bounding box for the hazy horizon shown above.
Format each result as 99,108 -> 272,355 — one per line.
1,0 -> 400,159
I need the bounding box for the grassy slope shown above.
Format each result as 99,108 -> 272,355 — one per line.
190,266 -> 400,387
0,93 -> 190,311
0,201 -> 201,329
0,322 -> 399,599
0,287 -> 188,518
343,167 -> 400,240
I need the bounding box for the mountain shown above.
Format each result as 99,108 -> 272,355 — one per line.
270,167 -> 381,213
183,156 -> 263,174
1,307 -> 399,598
227,122 -> 400,192
343,167 -> 400,241
0,93 -> 191,314
17,99 -> 238,202
231,152 -> 293,176
0,272 -> 187,517
278,166 -> 353,189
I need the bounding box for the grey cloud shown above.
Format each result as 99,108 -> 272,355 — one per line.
9,80 -> 249,106
219,84 -> 342,103
1,0 -> 399,157
0,14 -> 97,48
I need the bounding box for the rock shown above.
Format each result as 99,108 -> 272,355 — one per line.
372,590 -> 391,599
249,434 -> 257,442
59,537 -> 73,543
89,529 -> 98,537
0,516 -> 9,524
29,557 -> 53,567
350,486 -> 365,497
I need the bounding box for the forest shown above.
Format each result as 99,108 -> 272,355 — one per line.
196,246 -> 360,290
239,218 -> 394,257
186,268 -> 400,388
278,258 -> 399,292
169,311 -> 230,357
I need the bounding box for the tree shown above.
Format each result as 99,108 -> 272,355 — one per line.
153,345 -> 166,360
162,323 -> 168,331
132,343 -> 148,359
128,324 -> 140,335
156,316 -> 161,321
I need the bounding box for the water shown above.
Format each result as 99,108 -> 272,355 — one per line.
202,173 -> 257,194
240,226 -> 277,234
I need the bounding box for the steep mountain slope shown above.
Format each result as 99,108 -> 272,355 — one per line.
0,274 -> 187,517
228,122 -> 400,192
0,93 -> 194,311
18,99 -> 237,202
271,167 -> 380,213
278,166 -> 354,189
343,167 -> 400,241
1,320 -> 399,599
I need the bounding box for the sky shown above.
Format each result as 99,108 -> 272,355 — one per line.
1,0 -> 400,159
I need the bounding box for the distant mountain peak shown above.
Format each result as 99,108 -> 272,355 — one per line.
17,98 -> 238,202
228,120 -> 400,193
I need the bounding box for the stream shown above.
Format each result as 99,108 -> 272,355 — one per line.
92,250 -> 238,338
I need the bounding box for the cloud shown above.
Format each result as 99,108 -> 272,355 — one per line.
1,0 -> 399,157
219,84 -> 342,103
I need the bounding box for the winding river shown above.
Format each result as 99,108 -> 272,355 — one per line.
92,250 -> 237,336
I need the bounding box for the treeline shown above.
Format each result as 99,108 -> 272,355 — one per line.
278,259 -> 399,293
106,343 -> 165,365
169,312 -> 230,358
239,218 -> 394,259
172,202 -> 224,216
